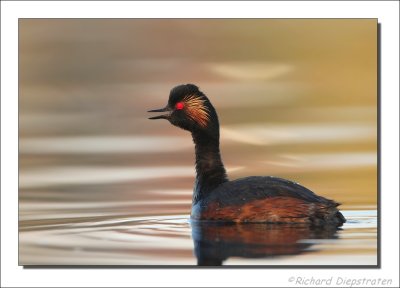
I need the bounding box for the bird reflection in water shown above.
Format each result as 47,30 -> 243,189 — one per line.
191,221 -> 340,266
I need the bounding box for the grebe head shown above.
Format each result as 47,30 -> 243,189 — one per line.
148,84 -> 219,136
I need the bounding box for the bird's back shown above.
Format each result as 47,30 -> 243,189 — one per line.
191,176 -> 346,227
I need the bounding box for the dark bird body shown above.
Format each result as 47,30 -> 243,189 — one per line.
149,84 -> 346,227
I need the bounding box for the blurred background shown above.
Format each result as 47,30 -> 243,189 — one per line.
19,19 -> 377,265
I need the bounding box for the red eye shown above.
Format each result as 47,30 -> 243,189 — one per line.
175,102 -> 184,110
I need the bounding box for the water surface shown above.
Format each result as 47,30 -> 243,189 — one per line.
20,210 -> 377,266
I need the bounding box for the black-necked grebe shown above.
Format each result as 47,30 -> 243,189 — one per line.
148,84 -> 346,227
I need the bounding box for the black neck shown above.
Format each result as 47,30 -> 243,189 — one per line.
192,130 -> 228,204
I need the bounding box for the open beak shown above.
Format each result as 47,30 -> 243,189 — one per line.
148,106 -> 172,120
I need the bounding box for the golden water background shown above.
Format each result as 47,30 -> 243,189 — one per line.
19,19 -> 377,265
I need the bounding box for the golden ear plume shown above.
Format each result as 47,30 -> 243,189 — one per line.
183,94 -> 210,127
